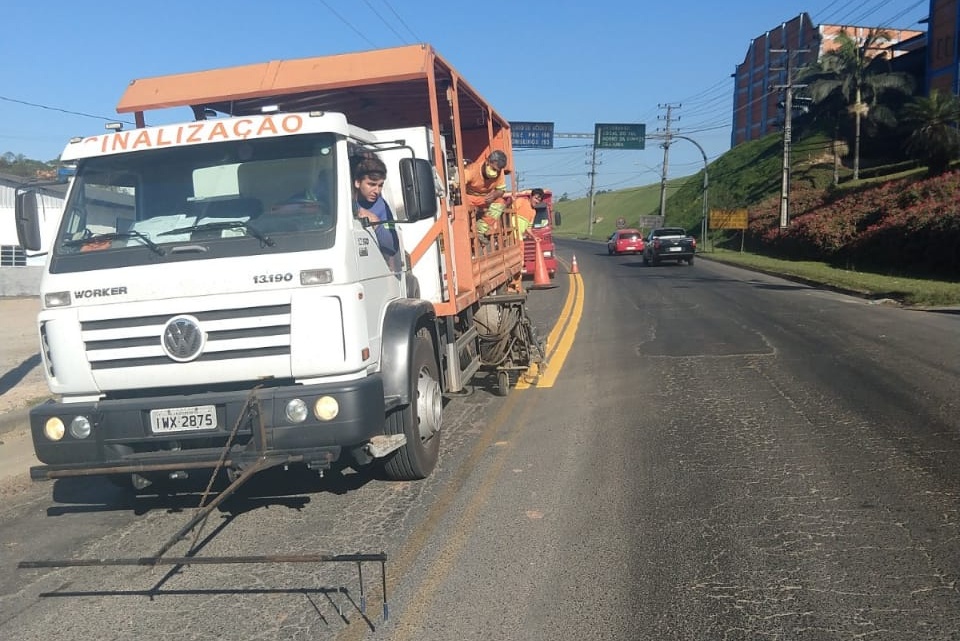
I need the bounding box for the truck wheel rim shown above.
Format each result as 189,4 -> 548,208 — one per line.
417,366 -> 442,441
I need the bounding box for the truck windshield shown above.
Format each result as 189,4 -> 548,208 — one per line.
50,133 -> 338,272
533,205 -> 551,229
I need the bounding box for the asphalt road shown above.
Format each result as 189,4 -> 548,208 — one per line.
2,245 -> 960,640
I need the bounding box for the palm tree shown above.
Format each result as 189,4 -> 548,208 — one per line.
798,29 -> 915,180
902,89 -> 960,175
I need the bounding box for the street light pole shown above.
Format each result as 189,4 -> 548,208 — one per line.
647,133 -> 709,247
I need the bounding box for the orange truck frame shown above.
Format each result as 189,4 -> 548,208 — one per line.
15,44 -> 544,490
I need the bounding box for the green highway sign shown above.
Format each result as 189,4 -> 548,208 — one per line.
594,123 -> 646,150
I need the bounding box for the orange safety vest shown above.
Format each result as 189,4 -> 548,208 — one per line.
512,196 -> 537,236
463,158 -> 506,208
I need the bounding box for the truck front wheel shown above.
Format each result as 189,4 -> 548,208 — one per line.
382,329 -> 442,480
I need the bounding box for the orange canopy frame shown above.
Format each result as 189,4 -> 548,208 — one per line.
116,44 -> 522,314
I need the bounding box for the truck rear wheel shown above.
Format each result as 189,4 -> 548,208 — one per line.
382,329 -> 442,480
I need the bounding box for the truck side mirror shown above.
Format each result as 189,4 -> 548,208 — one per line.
398,158 -> 438,222
554,211 -> 561,227
15,189 -> 42,252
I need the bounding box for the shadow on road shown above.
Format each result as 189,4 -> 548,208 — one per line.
46,464 -> 375,516
0,354 -> 41,395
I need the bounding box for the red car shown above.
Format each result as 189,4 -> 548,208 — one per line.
607,228 -> 645,255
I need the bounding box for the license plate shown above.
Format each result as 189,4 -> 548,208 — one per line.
669,246 -> 682,252
150,405 -> 218,433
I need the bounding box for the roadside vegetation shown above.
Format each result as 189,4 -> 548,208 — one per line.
704,249 -> 960,307
553,28 -> 960,307
0,152 -> 59,179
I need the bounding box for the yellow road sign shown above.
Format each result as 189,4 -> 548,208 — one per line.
709,209 -> 748,230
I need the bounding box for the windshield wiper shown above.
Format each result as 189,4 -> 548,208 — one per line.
158,220 -> 275,246
63,231 -> 165,256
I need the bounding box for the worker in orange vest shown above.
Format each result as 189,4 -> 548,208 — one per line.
463,150 -> 508,238
512,187 -> 545,238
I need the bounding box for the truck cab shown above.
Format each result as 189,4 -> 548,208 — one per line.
14,44 -> 541,490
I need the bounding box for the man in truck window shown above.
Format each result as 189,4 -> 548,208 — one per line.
513,187 -> 545,238
463,150 -> 508,238
352,155 -> 400,271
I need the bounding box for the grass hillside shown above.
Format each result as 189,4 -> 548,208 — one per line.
551,127 -> 933,244
553,177 -> 693,241
552,131 -> 833,240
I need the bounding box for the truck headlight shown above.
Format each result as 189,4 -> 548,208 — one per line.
44,291 -> 72,308
44,417 -> 66,441
285,399 -> 309,424
69,416 -> 92,439
300,269 -> 333,286
542,251 -> 553,258
314,396 -> 339,421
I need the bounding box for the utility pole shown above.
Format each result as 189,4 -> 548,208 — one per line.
657,103 -> 679,220
555,131 -> 600,237
649,132 -> 710,248
586,144 -> 599,237
771,48 -> 808,229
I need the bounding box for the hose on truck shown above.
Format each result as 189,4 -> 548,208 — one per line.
475,305 -> 545,368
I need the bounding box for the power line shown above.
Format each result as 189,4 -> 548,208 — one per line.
378,0 -> 422,42
877,0 -> 926,28
362,0 -> 410,44
316,0 -> 378,48
0,95 -> 135,125
846,0 -> 898,26
815,0 -> 848,22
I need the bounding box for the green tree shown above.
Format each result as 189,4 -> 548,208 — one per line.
799,29 -> 914,180
902,89 -> 960,175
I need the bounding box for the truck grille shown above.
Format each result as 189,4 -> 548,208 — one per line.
523,242 -> 538,262
82,304 -> 291,370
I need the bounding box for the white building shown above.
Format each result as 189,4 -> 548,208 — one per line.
0,174 -> 66,296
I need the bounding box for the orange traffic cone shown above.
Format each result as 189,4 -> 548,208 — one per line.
570,254 -> 580,274
531,235 -> 555,289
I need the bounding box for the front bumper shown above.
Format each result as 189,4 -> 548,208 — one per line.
28,376 -> 391,480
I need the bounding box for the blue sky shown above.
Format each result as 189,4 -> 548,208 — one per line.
1,0 -> 930,198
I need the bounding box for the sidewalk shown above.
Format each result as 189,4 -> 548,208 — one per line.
0,297 -> 47,484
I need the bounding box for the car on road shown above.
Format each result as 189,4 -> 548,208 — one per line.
607,228 -> 645,255
643,227 -> 696,265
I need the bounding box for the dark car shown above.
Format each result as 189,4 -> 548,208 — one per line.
607,229 -> 645,255
643,227 -> 696,265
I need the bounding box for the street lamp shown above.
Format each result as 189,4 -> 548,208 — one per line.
646,134 -> 709,249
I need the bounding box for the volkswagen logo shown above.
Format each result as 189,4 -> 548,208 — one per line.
162,315 -> 205,362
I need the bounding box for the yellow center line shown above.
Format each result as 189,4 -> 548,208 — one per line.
534,273 -> 583,388
336,387 -> 532,641
337,262 -> 585,639
516,270 -> 584,390
385,397 -> 539,641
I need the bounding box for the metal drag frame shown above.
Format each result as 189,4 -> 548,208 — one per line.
18,389 -> 390,621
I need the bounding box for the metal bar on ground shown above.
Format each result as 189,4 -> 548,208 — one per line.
19,552 -> 390,621
151,455 -> 281,559
18,552 -> 387,568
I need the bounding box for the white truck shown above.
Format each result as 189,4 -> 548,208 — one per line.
15,44 -> 543,490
